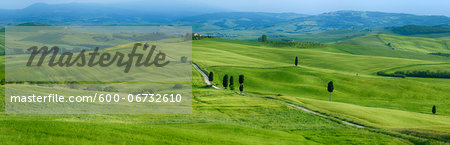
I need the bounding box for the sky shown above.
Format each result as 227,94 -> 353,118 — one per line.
0,0 -> 449,16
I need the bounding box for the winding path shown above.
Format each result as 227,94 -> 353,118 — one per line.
192,63 -> 223,90
287,104 -> 364,128
192,63 -> 364,128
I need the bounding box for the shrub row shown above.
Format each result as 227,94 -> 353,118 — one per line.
377,71 -> 406,78
377,70 -> 450,78
264,40 -> 326,48
429,52 -> 450,57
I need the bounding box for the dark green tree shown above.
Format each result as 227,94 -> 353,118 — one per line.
262,35 -> 267,42
239,85 -> 244,94
327,81 -> 334,101
295,56 -> 298,67
208,72 -> 214,82
222,75 -> 228,89
432,105 -> 436,114
239,75 -> 244,84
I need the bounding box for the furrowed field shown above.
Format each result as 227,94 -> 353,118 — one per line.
0,31 -> 449,144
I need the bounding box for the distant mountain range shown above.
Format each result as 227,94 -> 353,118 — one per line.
0,2 -> 228,25
179,12 -> 309,31
1,3 -> 449,34
272,11 -> 450,33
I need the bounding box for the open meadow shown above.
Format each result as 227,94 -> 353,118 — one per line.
0,30 -> 449,144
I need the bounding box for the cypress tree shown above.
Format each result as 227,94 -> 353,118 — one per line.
208,72 -> 214,82
239,85 -> 244,94
327,81 -> 334,101
432,105 -> 436,114
239,75 -> 244,84
222,75 -> 228,89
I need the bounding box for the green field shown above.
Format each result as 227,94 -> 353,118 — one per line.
1,30 -> 449,144
0,70 -> 410,144
335,34 -> 450,61
382,63 -> 450,73
193,36 -> 450,142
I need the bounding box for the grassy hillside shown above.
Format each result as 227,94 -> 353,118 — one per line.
0,32 -> 4,79
0,69 -> 411,144
0,32 -> 4,55
269,11 -> 450,33
383,63 -> 450,73
15,22 -> 50,26
193,38 -> 450,142
194,39 -> 449,114
1,30 -> 449,144
182,12 -> 308,30
267,29 -> 381,43
391,25 -> 450,36
0,31 -> 415,144
335,34 -> 450,61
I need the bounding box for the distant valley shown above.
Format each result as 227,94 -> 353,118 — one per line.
1,3 -> 449,35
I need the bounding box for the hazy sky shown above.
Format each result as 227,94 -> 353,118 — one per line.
0,0 -> 449,16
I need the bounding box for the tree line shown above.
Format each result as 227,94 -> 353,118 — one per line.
391,25 -> 450,35
208,72 -> 245,94
264,40 -> 326,48
377,70 -> 450,79
222,74 -> 245,93
429,52 -> 450,57
258,35 -> 326,48
376,71 -> 406,78
192,35 -> 213,40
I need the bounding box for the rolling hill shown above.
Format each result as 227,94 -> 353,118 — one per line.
266,11 -> 450,33
387,25 -> 450,38
192,38 -> 450,143
0,2 -> 228,25
1,4 -> 449,35
180,12 -> 308,31
334,33 -> 450,61
1,28 -> 450,143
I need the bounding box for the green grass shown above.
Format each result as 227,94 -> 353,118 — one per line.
209,27 -> 389,43
0,119 -> 318,144
192,38 -> 450,141
0,69 -> 410,144
269,29 -> 381,43
205,66 -> 449,114
383,63 -> 450,73
334,34 -> 450,61
0,56 -> 3,80
280,97 -> 450,131
1,31 -> 449,144
4,30 -> 191,83
410,32 -> 450,38
0,32 -> 4,55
